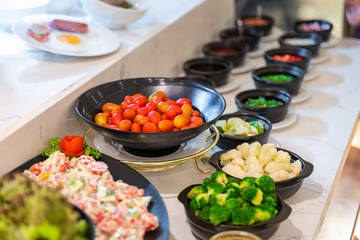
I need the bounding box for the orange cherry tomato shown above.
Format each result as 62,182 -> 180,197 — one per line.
123,109 -> 136,121
118,119 -> 132,131
124,95 -> 134,104
133,114 -> 149,126
191,110 -> 200,117
131,123 -> 141,132
148,111 -> 162,125
190,116 -> 204,126
181,104 -> 193,118
188,123 -> 198,128
142,122 -> 158,132
120,101 -> 129,110
157,101 -> 170,113
102,103 -> 120,112
102,111 -> 111,118
181,125 -> 191,130
95,113 -> 108,126
176,98 -> 192,107
148,91 -> 166,102
158,119 -> 173,132
133,96 -> 148,108
111,108 -> 123,115
152,97 -> 162,105
173,114 -> 190,128
172,127 -> 180,131
59,135 -> 85,156
132,93 -> 143,99
111,113 -> 124,125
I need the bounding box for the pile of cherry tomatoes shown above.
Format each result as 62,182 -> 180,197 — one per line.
94,91 -> 204,132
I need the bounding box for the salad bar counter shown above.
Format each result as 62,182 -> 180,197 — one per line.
1,0 -> 360,239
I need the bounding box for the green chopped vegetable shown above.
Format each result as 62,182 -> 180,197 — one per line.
245,96 -> 284,108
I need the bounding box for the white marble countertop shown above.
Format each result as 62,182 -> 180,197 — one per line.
1,1 -> 360,239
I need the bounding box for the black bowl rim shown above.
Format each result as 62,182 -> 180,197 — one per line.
240,14 -> 274,24
73,205 -> 96,239
252,65 -> 304,86
202,41 -> 250,56
211,112 -> 272,141
294,19 -> 333,33
183,57 -> 233,74
178,75 -> 216,89
235,88 -> 292,111
177,184 -> 292,230
219,27 -> 261,39
208,147 -> 314,185
264,47 -> 312,62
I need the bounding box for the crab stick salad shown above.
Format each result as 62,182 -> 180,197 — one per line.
24,151 -> 159,240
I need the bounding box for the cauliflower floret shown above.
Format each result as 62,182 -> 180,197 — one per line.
248,142 -> 262,158
264,160 -> 290,174
220,149 -> 242,166
258,143 -> 277,167
231,157 -> 245,168
269,170 -> 291,181
245,156 -> 264,175
289,160 -> 302,176
222,163 -> 247,179
274,150 -> 291,164
246,171 -> 263,178
236,142 -> 250,159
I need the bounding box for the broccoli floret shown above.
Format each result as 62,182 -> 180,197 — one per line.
189,193 -> 209,212
239,177 -> 256,189
236,197 -> 250,208
241,186 -> 263,206
209,193 -> 228,206
209,204 -> 231,226
225,198 -> 240,212
196,206 -> 211,220
255,175 -> 275,194
253,205 -> 278,223
224,182 -> 241,198
227,177 -> 241,185
262,192 -> 278,207
211,171 -> 228,187
207,182 -> 224,195
202,177 -> 213,185
231,206 -> 255,226
187,185 -> 206,199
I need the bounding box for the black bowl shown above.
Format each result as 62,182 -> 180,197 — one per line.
235,88 -> 291,123
183,57 -> 233,87
74,205 -> 96,240
202,41 -> 249,68
208,148 -> 314,199
178,185 -> 291,240
179,75 -> 215,89
75,78 -> 226,150
219,27 -> 261,51
252,65 -> 304,96
294,19 -> 333,41
211,112 -> 272,150
264,47 -> 312,72
240,15 -> 274,36
278,31 -> 322,56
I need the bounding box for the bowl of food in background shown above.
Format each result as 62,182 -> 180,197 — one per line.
47,0 -> 79,13
202,41 -> 249,68
252,65 -> 304,96
75,77 -> 226,151
240,15 -> 274,36
294,19 -> 333,41
278,31 -> 322,56
80,0 -> 151,29
235,88 -> 291,123
177,171 -> 292,240
212,112 -> 272,150
219,27 -> 261,51
179,75 -> 215,89
263,47 -> 312,72
208,142 -> 314,199
183,57 -> 233,87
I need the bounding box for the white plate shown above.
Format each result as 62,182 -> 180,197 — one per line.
261,26 -> 284,42
305,66 -> 320,81
321,35 -> 339,48
13,14 -> 121,57
231,59 -> 256,74
272,110 -> 297,130
248,42 -> 267,58
311,49 -> 330,64
292,86 -> 311,104
215,75 -> 240,94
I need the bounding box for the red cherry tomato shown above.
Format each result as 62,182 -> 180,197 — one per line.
102,103 -> 120,112
111,113 -> 124,125
158,120 -> 173,132
142,122 -> 158,132
176,98 -> 192,107
126,103 -> 140,112
165,108 -> 177,120
131,123 -> 141,132
146,102 -> 157,111
148,111 -> 162,125
118,119 -> 132,131
124,95 -> 134,104
133,96 -> 148,108
137,107 -> 150,116
123,109 -> 136,121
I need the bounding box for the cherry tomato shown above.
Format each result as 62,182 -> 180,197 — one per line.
148,91 -> 166,102
165,99 -> 177,105
133,114 -> 149,126
190,116 -> 204,126
137,107 -> 150,116
102,103 -> 120,112
103,111 -> 111,118
158,119 -> 173,132
146,102 -> 157,111
152,97 -> 162,105
148,111 -> 162,125
131,123 -> 141,132
118,119 -> 132,131
165,108 -> 177,120
132,93 -> 143,99
191,110 -> 200,117
111,113 -> 124,125
95,113 -> 108,126
188,123 -> 198,128
124,95 -> 134,104
181,125 -> 191,130
133,96 -> 148,108
176,98 -> 192,107
142,122 -> 158,132
120,102 -> 129,110
123,109 -> 136,120
126,103 -> 140,112
181,104 -> 193,118
111,108 -> 123,115
157,101 -> 170,113
173,114 -> 190,128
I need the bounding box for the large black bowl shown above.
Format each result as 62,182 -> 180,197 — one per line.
202,41 -> 249,67
75,78 -> 226,150
178,185 -> 291,240
264,47 -> 312,72
278,31 -> 322,56
211,112 -> 272,150
235,88 -> 291,123
252,65 -> 304,95
208,148 -> 314,199
294,19 -> 333,41
219,27 -> 261,51
240,15 -> 274,36
183,57 -> 233,87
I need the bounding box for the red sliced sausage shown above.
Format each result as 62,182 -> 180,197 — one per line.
50,19 -> 88,33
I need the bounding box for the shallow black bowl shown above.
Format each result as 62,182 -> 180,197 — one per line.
252,65 -> 304,96
294,19 -> 333,41
278,31 -> 322,56
178,185 -> 291,240
74,205 -> 96,240
240,15 -> 274,36
208,148 -> 314,199
179,75 -> 215,89
264,47 -> 312,72
183,57 -> 233,87
202,41 -> 249,68
75,78 -> 226,150
219,27 -> 261,51
211,112 -> 272,150
235,88 -> 291,123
